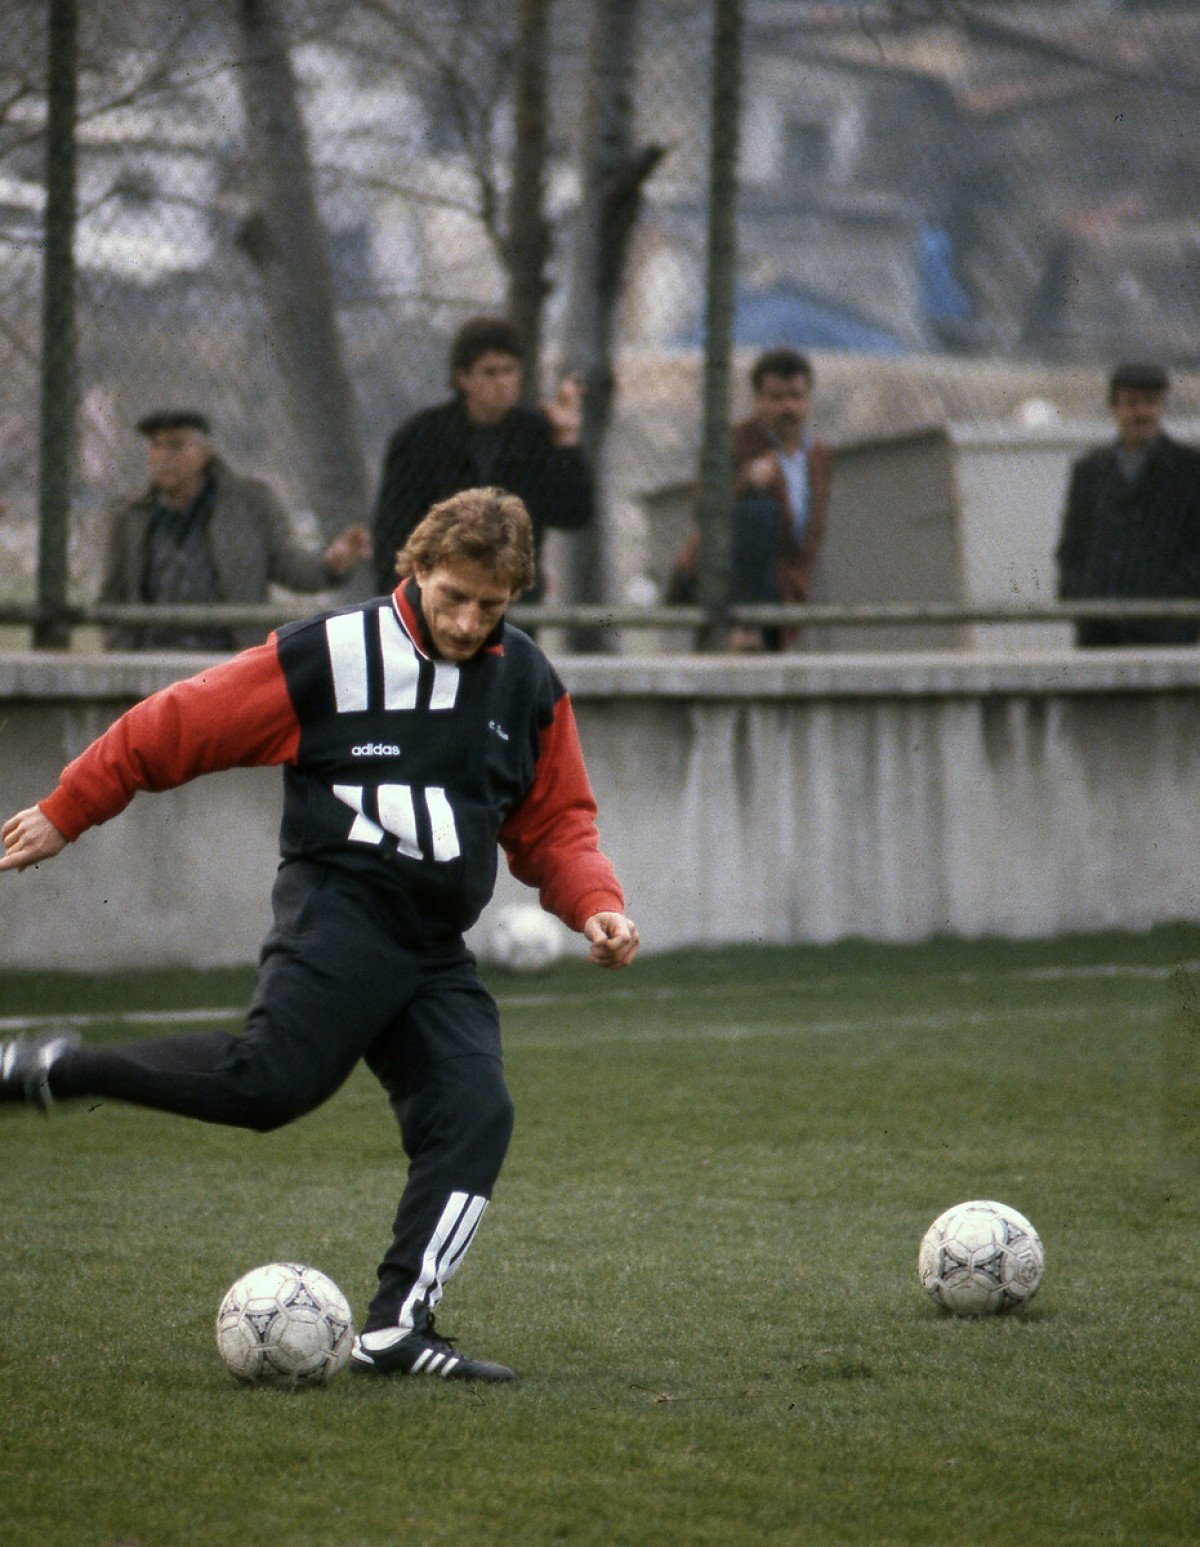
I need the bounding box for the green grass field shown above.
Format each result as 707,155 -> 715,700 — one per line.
1,928 -> 1197,1547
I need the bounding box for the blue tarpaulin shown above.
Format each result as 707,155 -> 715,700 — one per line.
680,281 -> 909,355
918,222 -> 972,324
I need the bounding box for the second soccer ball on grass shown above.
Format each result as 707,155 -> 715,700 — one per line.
918,1199 -> 1044,1316
488,903 -> 565,973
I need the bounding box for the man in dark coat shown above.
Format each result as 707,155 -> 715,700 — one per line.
370,318 -> 593,600
1056,363 -> 1200,647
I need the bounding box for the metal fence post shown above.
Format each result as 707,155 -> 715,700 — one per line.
695,0 -> 742,651
35,0 -> 79,651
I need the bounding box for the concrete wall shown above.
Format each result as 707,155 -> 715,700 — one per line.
1,650 -> 1197,970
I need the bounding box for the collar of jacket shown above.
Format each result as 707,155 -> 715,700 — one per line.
394,576 -> 507,662
1112,430 -> 1168,462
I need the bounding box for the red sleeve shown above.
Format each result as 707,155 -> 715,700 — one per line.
39,638 -> 300,841
497,692 -> 624,932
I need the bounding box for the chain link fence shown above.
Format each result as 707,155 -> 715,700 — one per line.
2,0 -> 1198,642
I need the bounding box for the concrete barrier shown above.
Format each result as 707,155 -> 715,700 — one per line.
1,648 -> 1197,970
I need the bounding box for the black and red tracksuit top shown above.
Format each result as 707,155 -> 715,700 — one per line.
40,582 -> 624,948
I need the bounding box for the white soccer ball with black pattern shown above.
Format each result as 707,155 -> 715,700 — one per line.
488,904 -> 565,973
216,1262 -> 354,1386
918,1200 -> 1044,1316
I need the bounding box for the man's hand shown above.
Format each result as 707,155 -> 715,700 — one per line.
583,911 -> 640,969
743,453 -> 778,492
542,373 -> 584,448
0,807 -> 67,872
323,524 -> 373,577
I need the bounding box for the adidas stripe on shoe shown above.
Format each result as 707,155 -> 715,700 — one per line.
349,1316 -> 516,1383
0,1030 -> 81,1113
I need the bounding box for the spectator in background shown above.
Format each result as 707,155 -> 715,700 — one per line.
1056,363 -> 1200,647
100,410 -> 371,651
669,348 -> 832,650
370,317 -> 593,600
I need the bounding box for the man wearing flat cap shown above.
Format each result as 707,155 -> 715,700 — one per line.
1056,363 -> 1200,647
99,410 -> 371,651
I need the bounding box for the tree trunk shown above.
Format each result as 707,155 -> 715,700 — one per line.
506,0 -> 554,404
558,0 -> 663,648
228,0 -> 369,541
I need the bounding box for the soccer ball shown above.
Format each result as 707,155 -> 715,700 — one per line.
216,1262 -> 353,1386
918,1200 -> 1044,1316
488,903 -> 565,973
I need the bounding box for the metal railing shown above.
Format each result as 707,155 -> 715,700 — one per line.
3,598 -> 1200,641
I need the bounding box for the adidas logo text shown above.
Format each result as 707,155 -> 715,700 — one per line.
351,743 -> 401,757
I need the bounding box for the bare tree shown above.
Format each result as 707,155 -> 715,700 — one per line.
506,0 -> 554,402
558,0 -> 665,635
226,0 -> 369,538
352,0 -> 561,391
354,0 -> 515,253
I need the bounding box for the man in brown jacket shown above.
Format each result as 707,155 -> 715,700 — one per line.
100,409 -> 371,651
670,348 -> 832,650
727,348 -> 831,650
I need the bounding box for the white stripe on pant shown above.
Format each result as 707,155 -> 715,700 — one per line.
397,1190 -> 489,1332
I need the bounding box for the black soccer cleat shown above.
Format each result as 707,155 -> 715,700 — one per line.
0,1029 -> 80,1113
349,1314 -> 516,1383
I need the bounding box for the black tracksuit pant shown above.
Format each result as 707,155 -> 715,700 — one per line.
51,860 -> 515,1334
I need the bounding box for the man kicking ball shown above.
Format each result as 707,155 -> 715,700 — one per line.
0,486 -> 639,1383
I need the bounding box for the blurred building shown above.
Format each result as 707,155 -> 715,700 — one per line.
625,2 -> 1200,363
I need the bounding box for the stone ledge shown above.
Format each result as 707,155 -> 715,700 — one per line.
3,647 -> 1200,703
558,649 -> 1200,698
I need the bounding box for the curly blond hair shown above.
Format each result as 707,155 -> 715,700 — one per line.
394,487 -> 535,594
